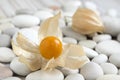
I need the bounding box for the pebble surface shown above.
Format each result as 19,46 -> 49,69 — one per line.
26,69 -> 64,80
10,57 -> 32,76
0,47 -> 16,62
95,40 -> 120,56
80,62 -> 103,80
0,34 -> 11,47
2,77 -> 22,80
0,64 -> 13,80
65,74 -> 84,80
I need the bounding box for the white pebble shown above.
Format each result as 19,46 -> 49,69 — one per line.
12,15 -> 40,28
62,27 -> 87,41
79,40 -> 96,49
102,16 -> 120,36
0,34 -> 11,47
100,63 -> 118,74
10,57 -> 31,76
59,67 -> 79,76
92,54 -> 108,64
63,0 -> 82,12
107,9 -> 118,17
0,64 -> 13,79
34,10 -> 53,20
84,1 -> 97,10
96,74 -> 120,80
109,53 -> 120,67
63,37 -> 77,44
16,9 -> 34,15
80,62 -> 103,80
117,33 -> 120,42
65,74 -> 84,80
95,40 -> 120,56
2,77 -> 21,80
118,69 -> 120,75
3,27 -> 19,37
83,46 -> 98,58
26,69 -> 64,80
93,34 -> 112,43
0,47 -> 15,63
0,23 -> 15,31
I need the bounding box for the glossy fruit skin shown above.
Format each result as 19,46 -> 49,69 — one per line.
39,36 -> 62,59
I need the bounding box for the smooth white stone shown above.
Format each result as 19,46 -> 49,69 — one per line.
100,63 -> 118,74
95,40 -> 120,56
93,34 -> 112,43
63,37 -> 77,44
0,30 -> 2,34
16,9 -> 34,15
83,46 -> 98,58
109,53 -> 120,67
59,19 -> 66,28
59,67 -> 79,76
118,69 -> 120,75
117,33 -> 120,42
92,54 -> 108,64
26,69 -> 64,80
96,74 -> 120,80
12,15 -> 40,28
34,10 -> 53,20
2,77 -> 21,80
62,27 -> 87,41
10,57 -> 31,76
0,34 -> 11,47
63,0 -> 82,12
0,18 -> 12,24
0,64 -> 13,80
0,23 -> 15,31
84,1 -> 97,10
102,16 -> 120,36
80,62 -> 103,80
79,40 -> 96,49
0,47 -> 15,63
3,27 -> 19,37
65,74 -> 84,80
107,9 -> 118,17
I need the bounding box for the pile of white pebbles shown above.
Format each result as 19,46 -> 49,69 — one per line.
0,0 -> 120,80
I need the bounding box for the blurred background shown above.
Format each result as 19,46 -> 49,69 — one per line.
0,0 -> 120,18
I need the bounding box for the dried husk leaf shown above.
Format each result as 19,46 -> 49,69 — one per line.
38,12 -> 62,43
16,33 -> 40,54
72,8 -> 104,34
12,41 -> 41,71
64,44 -> 90,69
42,44 -> 89,70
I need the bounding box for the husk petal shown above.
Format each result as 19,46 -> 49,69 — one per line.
38,12 -> 62,43
12,41 -> 41,71
72,8 -> 104,34
16,33 -> 40,54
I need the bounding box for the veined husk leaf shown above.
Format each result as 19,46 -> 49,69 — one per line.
12,41 -> 41,71
16,33 -> 39,54
38,12 -> 62,43
42,44 -> 89,70
72,8 -> 104,34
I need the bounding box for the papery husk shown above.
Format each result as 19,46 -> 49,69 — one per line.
72,8 -> 104,34
12,41 -> 42,71
16,33 -> 39,54
38,12 -> 62,43
42,44 -> 89,70
64,44 -> 90,69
